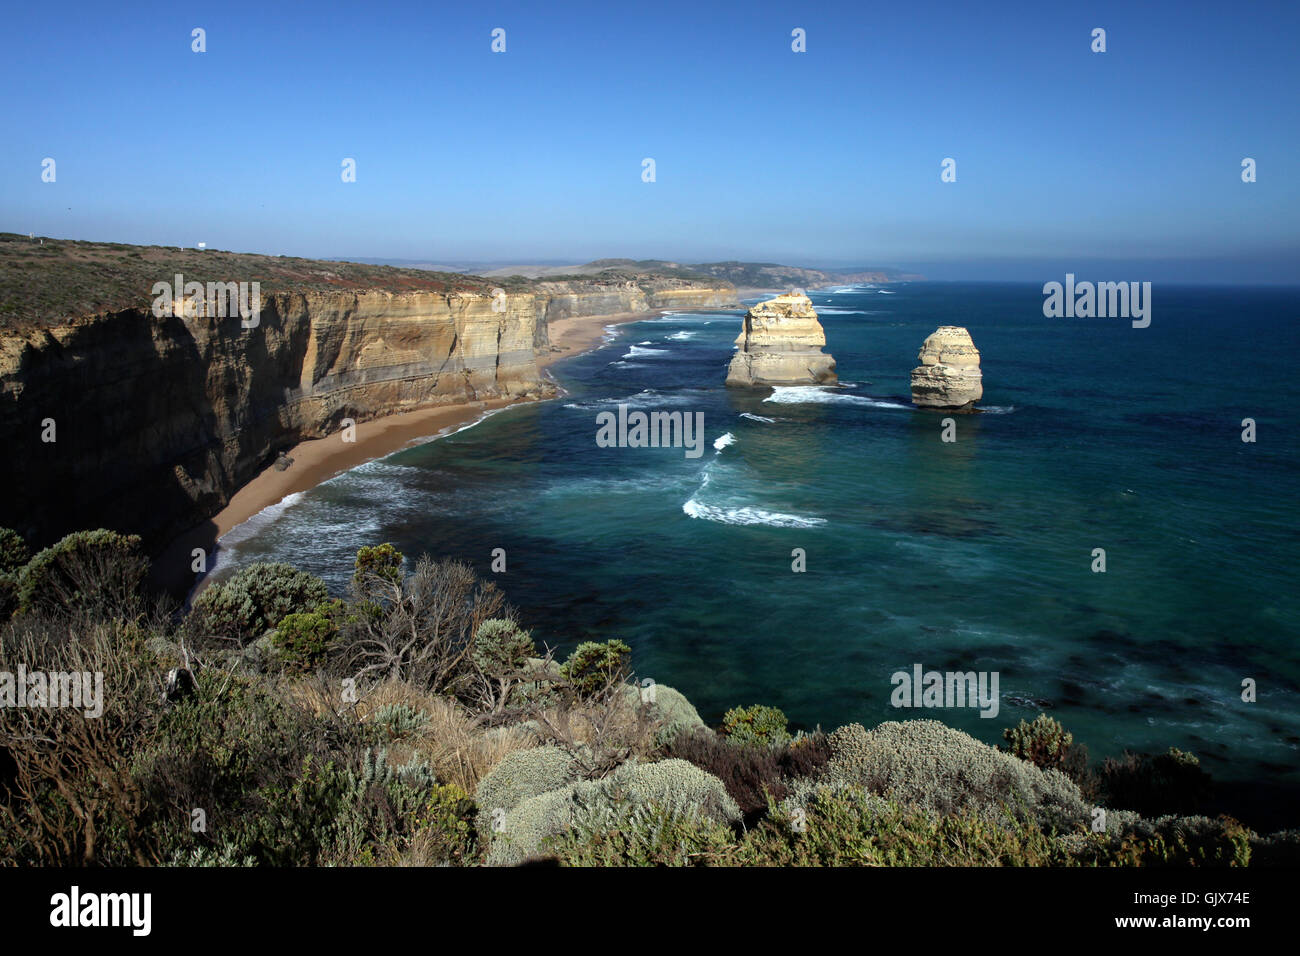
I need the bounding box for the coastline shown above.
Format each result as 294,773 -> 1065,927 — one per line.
154,308 -> 658,598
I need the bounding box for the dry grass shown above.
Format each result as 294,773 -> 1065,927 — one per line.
279,676 -> 537,791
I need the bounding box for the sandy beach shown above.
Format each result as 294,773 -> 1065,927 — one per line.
151,309 -> 655,597
213,310 -> 650,538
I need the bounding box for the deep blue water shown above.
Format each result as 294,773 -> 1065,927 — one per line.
211,282 -> 1300,788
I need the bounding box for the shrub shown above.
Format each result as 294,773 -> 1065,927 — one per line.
191,562 -> 329,645
1096,747 -> 1214,817
560,639 -> 631,699
272,607 -> 338,672
339,557 -> 503,694
0,572 -> 16,622
486,758 -> 740,866
406,782 -> 478,866
1001,713 -> 1091,787
474,745 -> 579,831
780,731 -> 833,779
132,669 -> 362,866
0,614 -> 158,865
623,682 -> 706,746
353,543 -> 404,587
370,703 -> 430,740
323,747 -> 442,865
0,528 -> 28,573
736,784 -> 1067,867
663,727 -> 789,821
17,529 -> 149,618
722,704 -> 790,748
550,799 -> 736,866
1105,814 -> 1253,867
473,619 -> 536,674
824,719 -> 1090,831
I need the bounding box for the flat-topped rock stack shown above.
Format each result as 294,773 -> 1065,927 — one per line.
910,326 -> 983,410
725,293 -> 837,387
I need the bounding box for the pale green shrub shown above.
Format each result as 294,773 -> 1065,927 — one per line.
824,719 -> 1089,830
474,745 -> 579,829
485,757 -> 740,866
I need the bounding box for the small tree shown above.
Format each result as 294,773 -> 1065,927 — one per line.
560,639 -> 631,700
339,556 -> 504,695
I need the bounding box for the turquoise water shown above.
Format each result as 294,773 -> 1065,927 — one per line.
211,282 -> 1300,798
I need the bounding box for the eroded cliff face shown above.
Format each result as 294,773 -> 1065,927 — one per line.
910,326 -> 983,410
725,293 -> 837,387
0,280 -> 737,550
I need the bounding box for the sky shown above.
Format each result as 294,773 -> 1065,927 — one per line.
2,0 -> 1298,282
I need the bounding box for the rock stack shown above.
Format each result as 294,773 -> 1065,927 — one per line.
725,293 -> 837,387
910,326 -> 982,410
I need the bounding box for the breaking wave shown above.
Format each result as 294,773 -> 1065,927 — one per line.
763,386 -> 910,409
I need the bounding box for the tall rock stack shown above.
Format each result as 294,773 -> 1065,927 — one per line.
910,326 -> 983,410
725,293 -> 837,387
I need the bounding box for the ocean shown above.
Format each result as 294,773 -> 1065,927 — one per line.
208,281 -> 1300,797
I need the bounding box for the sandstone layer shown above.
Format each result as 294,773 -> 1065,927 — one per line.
0,281 -> 738,550
909,326 -> 983,410
725,293 -> 837,387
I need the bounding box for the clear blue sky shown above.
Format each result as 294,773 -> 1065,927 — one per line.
3,0 -> 1297,281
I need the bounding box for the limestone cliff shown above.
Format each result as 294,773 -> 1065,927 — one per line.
909,326 -> 983,410
725,293 -> 837,387
0,279 -> 737,550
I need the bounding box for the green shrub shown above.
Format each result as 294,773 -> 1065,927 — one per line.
825,719 -> 1090,831
736,784 -> 1068,867
722,704 -> 790,748
17,529 -> 148,618
409,782 -> 479,866
474,746 -> 579,831
1105,814 -> 1253,867
486,757 -> 740,866
272,607 -> 338,672
370,703 -> 430,739
353,543 -> 404,586
192,562 -> 329,645
1001,713 -> 1091,788
0,528 -> 28,573
560,639 -> 631,698
472,619 -> 536,675
131,668 -> 366,866
551,799 -> 737,866
0,571 -> 16,621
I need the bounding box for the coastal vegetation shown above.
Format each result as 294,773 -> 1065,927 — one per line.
1,526 -> 1296,867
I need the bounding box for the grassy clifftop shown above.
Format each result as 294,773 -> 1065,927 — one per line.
1,529 -> 1295,868
0,235 -> 740,331
0,233 -> 501,331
